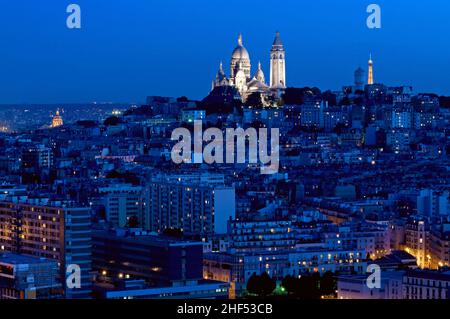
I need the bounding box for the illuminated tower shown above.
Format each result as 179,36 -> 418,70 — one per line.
368,54 -> 374,85
270,32 -> 286,88
52,110 -> 63,128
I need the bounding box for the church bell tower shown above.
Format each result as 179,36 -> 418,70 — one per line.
270,32 -> 286,89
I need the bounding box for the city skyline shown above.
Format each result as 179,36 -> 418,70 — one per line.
0,0 -> 450,104
1,0 -> 450,305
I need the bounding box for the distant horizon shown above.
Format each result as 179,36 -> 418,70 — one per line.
1,83 -> 450,106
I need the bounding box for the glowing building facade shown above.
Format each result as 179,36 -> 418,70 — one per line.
51,110 -> 63,128
212,32 -> 286,101
368,54 -> 374,85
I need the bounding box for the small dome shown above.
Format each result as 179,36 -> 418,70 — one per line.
232,46 -> 250,60
254,62 -> 265,83
217,62 -> 225,77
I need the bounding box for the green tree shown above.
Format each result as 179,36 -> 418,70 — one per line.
104,116 -> 121,126
246,273 -> 260,296
281,275 -> 297,295
246,272 -> 276,297
245,92 -> 264,107
281,273 -> 323,299
320,271 -> 337,296
259,272 -> 276,296
297,275 -> 314,299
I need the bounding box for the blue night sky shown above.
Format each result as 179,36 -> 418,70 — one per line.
0,0 -> 449,104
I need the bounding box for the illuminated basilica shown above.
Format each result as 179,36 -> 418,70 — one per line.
211,32 -> 286,102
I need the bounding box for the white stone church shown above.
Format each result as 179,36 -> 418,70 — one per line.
211,32 -> 286,102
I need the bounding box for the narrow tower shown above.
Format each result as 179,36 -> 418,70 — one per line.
270,32 -> 286,89
368,54 -> 374,85
354,67 -> 365,91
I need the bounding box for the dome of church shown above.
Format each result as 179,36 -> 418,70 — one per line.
231,34 -> 250,60
232,46 -> 250,60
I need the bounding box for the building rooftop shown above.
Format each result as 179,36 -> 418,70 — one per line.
0,252 -> 53,266
92,228 -> 203,248
405,269 -> 450,281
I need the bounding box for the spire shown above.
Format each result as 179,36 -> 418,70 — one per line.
368,53 -> 374,85
255,61 -> 265,84
270,31 -> 286,88
216,61 -> 225,79
273,31 -> 282,46
238,33 -> 243,46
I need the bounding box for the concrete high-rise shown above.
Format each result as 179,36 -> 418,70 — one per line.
144,173 -> 235,237
0,200 -> 92,298
354,67 -> 365,91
